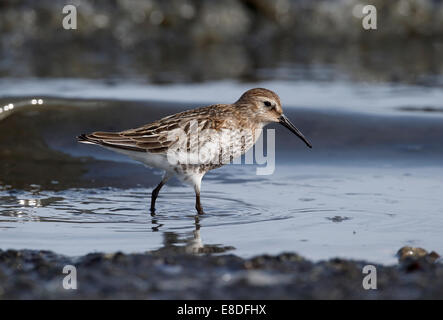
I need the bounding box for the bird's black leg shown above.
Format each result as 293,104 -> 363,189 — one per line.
194,185 -> 204,215
150,174 -> 170,214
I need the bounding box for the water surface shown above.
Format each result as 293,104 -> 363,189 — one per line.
1,160 -> 442,264
1,79 -> 442,265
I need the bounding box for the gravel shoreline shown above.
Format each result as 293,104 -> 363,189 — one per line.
1,247 -> 441,299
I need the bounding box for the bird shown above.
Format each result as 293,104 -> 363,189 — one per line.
77,88 -> 312,215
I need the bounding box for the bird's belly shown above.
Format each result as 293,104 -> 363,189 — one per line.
104,146 -> 177,173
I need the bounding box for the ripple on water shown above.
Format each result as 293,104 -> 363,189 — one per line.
1,168 -> 442,263
0,187 -> 413,232
0,188 -> 294,232
141,190 -> 295,229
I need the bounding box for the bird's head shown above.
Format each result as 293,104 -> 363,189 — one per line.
236,88 -> 312,148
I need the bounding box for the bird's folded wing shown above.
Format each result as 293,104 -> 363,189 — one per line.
79,104 -> 231,154
82,125 -> 176,153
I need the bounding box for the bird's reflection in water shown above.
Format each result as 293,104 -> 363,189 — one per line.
150,216 -> 163,232
150,214 -> 235,254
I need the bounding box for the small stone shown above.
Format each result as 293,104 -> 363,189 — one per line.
397,246 -> 428,262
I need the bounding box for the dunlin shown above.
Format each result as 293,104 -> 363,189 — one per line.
78,88 -> 312,214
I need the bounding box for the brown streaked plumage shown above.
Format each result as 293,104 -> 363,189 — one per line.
78,88 -> 312,215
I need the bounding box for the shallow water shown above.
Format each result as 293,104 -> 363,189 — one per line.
2,78 -> 443,116
1,163 -> 442,265
1,76 -> 443,265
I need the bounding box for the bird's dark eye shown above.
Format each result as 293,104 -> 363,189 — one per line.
264,101 -> 272,107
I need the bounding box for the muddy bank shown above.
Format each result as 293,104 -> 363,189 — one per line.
0,247 -> 441,299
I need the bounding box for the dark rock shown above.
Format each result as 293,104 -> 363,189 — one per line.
396,246 -> 441,273
397,246 -> 440,263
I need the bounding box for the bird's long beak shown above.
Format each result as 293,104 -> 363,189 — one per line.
279,114 -> 312,148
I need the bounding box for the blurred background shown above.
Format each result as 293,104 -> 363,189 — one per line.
1,0 -> 443,85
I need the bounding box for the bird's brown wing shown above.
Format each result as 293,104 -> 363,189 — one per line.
77,104 -> 232,154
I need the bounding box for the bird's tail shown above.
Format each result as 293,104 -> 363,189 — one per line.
77,134 -> 99,145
